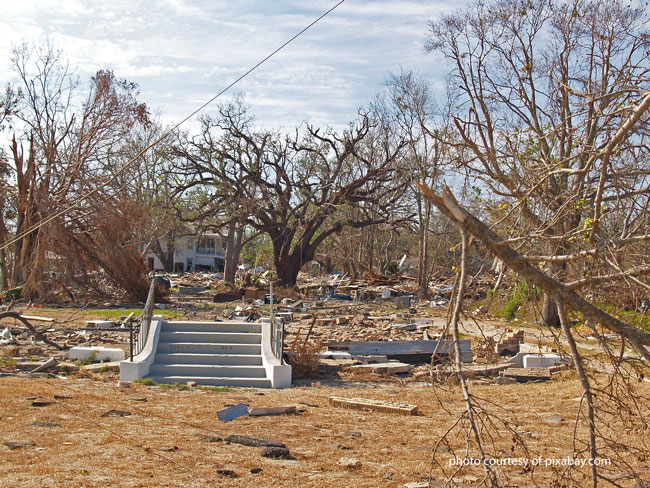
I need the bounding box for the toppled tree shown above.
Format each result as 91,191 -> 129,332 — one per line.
1,43 -> 152,301
425,0 -> 650,325
170,98 -> 411,285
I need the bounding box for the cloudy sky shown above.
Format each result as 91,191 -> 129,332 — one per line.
1,0 -> 460,132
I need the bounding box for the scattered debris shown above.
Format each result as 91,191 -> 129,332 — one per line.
542,415 -> 565,424
329,397 -> 419,416
261,446 -> 293,459
3,441 -> 36,450
31,400 -> 54,407
496,330 -> 524,355
30,422 -> 61,428
337,457 -> 361,469
101,409 -> 131,417
502,367 -> 551,382
215,468 -> 238,478
196,434 -> 223,443
225,435 -> 285,448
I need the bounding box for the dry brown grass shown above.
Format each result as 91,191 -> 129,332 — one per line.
1,374 -> 648,487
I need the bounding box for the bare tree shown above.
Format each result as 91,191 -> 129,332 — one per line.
3,43 -> 152,300
425,0 -> 650,325
171,99 -> 411,285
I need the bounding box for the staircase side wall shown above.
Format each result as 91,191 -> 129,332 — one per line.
120,316 -> 164,382
261,318 -> 292,388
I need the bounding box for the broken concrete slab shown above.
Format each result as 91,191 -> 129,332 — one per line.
30,357 -> 58,373
248,406 -> 296,416
85,320 -> 114,329
522,353 -> 564,368
327,339 -> 472,364
350,354 -> 388,363
67,346 -> 124,362
329,397 -> 418,416
217,403 -> 248,422
82,361 -> 121,373
349,362 -> 412,374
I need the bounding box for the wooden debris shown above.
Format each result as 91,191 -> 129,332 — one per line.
329,397 -> 418,416
261,446 -> 293,459
502,367 -> 551,381
0,311 -> 64,350
101,409 -> 131,417
225,435 -> 285,448
19,314 -> 55,322
3,441 -> 36,450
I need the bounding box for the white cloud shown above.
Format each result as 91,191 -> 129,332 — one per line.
0,0 -> 463,132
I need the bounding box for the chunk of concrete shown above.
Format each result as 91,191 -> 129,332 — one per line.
68,346 -> 125,362
85,320 -> 114,329
350,362 -> 412,374
522,354 -> 563,368
217,403 -> 248,422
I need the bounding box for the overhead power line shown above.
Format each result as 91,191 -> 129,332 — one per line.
0,0 -> 345,252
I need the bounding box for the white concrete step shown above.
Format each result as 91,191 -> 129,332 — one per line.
158,331 -> 261,344
156,342 -> 261,355
149,363 -> 267,378
146,375 -> 272,388
154,352 -> 262,366
163,321 -> 261,334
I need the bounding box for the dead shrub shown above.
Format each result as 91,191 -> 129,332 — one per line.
290,340 -> 324,379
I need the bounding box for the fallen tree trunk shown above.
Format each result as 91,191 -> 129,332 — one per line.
0,311 -> 65,350
416,182 -> 650,364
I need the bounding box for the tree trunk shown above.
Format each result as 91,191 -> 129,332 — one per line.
224,222 -> 244,284
0,249 -> 6,292
541,295 -> 560,328
274,241 -> 313,286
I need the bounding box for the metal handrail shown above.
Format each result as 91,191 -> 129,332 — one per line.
129,279 -> 156,361
269,280 -> 284,359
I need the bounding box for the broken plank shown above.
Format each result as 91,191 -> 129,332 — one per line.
19,314 -> 55,322
503,367 -> 551,381
329,397 -> 418,416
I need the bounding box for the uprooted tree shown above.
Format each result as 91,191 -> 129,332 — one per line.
425,0 -> 650,326
169,98 -> 411,285
0,43 -> 152,301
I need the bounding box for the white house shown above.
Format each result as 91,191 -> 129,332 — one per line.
146,233 -> 227,273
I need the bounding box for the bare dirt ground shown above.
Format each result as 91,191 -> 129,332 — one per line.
2,288 -> 650,487
2,371 -> 649,487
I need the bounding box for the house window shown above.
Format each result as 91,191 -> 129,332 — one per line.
196,238 -> 216,255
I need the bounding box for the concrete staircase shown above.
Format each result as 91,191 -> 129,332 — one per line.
145,320 -> 272,388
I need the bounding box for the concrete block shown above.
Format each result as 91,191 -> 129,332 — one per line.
85,320 -> 114,329
68,346 -> 125,362
522,354 -> 563,368
217,403 -> 248,421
